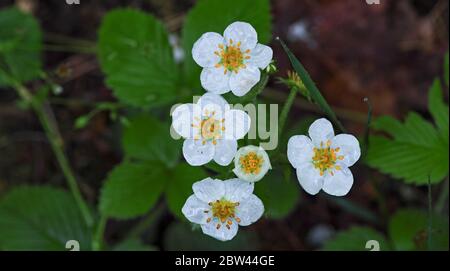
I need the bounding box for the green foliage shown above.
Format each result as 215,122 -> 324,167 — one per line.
98,9 -> 179,107
389,209 -> 449,251
254,169 -> 299,219
0,186 -> 91,251
182,0 -> 271,88
0,7 -> 42,86
122,114 -> 181,168
164,222 -> 258,251
323,227 -> 391,251
166,164 -> 207,219
99,161 -> 166,219
366,79 -> 449,185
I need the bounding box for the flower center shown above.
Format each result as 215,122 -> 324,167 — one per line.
205,199 -> 241,230
312,140 -> 344,176
239,151 -> 264,175
192,110 -> 225,145
215,39 -> 251,74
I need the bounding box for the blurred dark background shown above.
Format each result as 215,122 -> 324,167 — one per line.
0,0 -> 448,250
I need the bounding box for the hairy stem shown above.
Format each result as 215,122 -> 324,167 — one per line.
12,81 -> 94,227
92,215 -> 108,251
278,87 -> 298,136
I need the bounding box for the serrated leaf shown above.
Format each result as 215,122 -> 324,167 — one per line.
323,227 -> 391,251
428,79 -> 449,140
182,0 -> 271,88
0,7 -> 42,86
98,9 -> 179,107
0,186 -> 91,251
389,209 -> 449,251
254,170 -> 299,219
99,161 -> 166,219
122,114 -> 181,168
163,222 -> 258,251
366,113 -> 449,185
166,163 -> 207,219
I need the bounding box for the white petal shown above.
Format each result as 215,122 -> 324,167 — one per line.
192,177 -> 225,203
287,135 -> 314,169
308,118 -> 335,147
213,139 -> 237,166
331,134 -> 361,167
229,65 -> 260,96
181,195 -> 210,224
201,220 -> 238,241
296,163 -> 324,195
192,32 -> 224,68
224,109 -> 251,140
235,194 -> 264,226
182,139 -> 214,166
171,103 -> 201,138
233,145 -> 271,183
223,178 -> 254,202
322,167 -> 354,196
248,44 -> 273,69
200,67 -> 231,94
224,21 -> 258,51
197,92 -> 229,112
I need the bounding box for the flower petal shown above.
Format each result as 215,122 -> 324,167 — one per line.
235,194 -> 264,226
197,92 -> 229,112
224,109 -> 251,140
171,103 -> 201,138
322,167 -> 354,196
213,139 -> 237,166
331,134 -> 361,167
201,220 -> 238,241
233,145 -> 271,183
181,195 -> 210,224
224,21 -> 258,51
248,44 -> 273,69
223,178 -> 254,202
308,118 -> 335,147
182,139 -> 214,166
229,65 -> 260,96
192,177 -> 225,203
287,135 -> 314,169
192,32 -> 224,68
296,163 -> 324,195
200,67 -> 231,94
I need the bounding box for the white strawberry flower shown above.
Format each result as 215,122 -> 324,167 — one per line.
233,145 -> 271,182
182,177 -> 264,241
192,21 -> 273,96
287,118 -> 361,196
171,93 -> 251,166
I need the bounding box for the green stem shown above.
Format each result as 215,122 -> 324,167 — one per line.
278,87 -> 298,136
92,215 -> 108,251
12,80 -> 94,227
427,178 -> 433,250
126,203 -> 165,241
435,178 -> 449,214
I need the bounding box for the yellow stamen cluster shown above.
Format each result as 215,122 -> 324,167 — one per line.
214,39 -> 251,74
239,151 -> 264,175
192,110 -> 225,145
205,199 -> 241,230
312,140 -> 344,176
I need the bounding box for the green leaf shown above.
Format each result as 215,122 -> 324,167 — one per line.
0,7 -> 42,86
428,79 -> 449,140
163,222 -> 258,251
112,238 -> 157,251
122,114 -> 181,168
182,0 -> 271,88
366,113 -> 449,185
166,163 -> 207,219
0,186 -> 91,251
254,170 -> 299,219
323,227 -> 391,251
98,9 -> 179,107
99,161 -> 166,219
277,38 -> 346,132
389,209 -> 449,251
